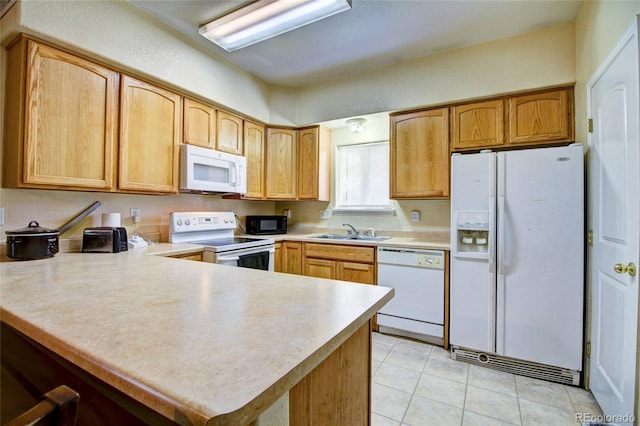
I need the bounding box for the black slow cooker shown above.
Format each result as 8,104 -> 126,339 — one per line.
6,221 -> 60,260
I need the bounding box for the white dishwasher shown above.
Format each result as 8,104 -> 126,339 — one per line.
377,247 -> 445,345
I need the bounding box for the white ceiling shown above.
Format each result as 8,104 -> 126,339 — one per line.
129,0 -> 583,88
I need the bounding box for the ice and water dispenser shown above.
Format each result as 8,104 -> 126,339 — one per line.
454,211 -> 490,256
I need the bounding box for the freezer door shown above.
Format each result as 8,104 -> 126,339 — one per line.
450,152 -> 497,352
496,145 -> 584,370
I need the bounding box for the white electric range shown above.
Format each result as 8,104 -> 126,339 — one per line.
169,212 -> 275,271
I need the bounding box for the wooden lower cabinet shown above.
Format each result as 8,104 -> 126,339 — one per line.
167,252 -> 202,261
277,242 -> 302,275
304,257 -> 336,279
338,262 -> 375,284
290,321 -> 371,425
303,243 -> 376,284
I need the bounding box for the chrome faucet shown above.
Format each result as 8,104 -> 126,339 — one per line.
342,223 -> 359,237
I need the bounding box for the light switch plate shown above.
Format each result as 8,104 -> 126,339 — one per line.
0,207 -> 4,226
319,210 -> 331,219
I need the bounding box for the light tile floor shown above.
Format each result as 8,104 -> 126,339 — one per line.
371,332 -> 604,426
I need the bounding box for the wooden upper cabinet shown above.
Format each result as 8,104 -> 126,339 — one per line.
3,38 -> 118,191
243,120 -> 266,199
451,99 -> 505,151
390,108 -> 450,199
119,75 -> 181,193
508,87 -> 573,145
265,128 -> 298,199
183,98 -> 216,149
217,111 -> 243,155
298,126 -> 331,201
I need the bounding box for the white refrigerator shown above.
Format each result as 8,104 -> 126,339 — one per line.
449,144 -> 584,373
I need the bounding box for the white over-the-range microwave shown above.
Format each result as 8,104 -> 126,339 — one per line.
180,144 -> 247,194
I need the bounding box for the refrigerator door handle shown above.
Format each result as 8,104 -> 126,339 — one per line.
497,153 -> 506,275
495,152 -> 505,355
498,194 -> 505,275
488,195 -> 496,272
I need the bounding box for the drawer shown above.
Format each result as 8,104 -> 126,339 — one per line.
304,243 -> 375,263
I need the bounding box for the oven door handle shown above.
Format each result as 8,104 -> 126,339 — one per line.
217,255 -> 240,262
217,247 -> 275,263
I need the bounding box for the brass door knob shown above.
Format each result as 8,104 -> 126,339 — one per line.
614,262 -> 637,277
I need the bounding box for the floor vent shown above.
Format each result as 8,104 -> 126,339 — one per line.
451,346 -> 580,386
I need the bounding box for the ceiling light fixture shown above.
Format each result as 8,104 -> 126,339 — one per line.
346,118 -> 367,133
199,0 -> 352,52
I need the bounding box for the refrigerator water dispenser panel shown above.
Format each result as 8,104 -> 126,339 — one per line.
455,211 -> 490,256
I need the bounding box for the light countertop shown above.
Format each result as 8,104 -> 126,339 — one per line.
246,232 -> 451,251
0,245 -> 393,425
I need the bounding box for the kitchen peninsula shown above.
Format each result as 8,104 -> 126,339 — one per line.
0,245 -> 393,425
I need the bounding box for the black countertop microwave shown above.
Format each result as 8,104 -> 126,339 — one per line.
246,215 -> 287,235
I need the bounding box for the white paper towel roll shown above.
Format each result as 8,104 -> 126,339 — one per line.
102,213 -> 121,227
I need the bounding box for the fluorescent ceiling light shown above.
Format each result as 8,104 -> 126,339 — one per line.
199,0 -> 352,52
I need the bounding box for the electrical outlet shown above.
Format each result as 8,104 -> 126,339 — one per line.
283,209 -> 291,218
0,207 -> 4,226
411,210 -> 421,222
319,209 -> 331,219
130,208 -> 140,223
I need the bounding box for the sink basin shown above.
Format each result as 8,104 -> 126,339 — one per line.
309,234 -> 391,242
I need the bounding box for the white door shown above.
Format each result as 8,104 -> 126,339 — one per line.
496,146 -> 584,370
588,17 -> 639,424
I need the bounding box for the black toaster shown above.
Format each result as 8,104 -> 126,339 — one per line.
82,227 -> 128,253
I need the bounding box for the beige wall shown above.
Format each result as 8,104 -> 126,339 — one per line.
0,189 -> 275,245
574,1 -> 640,145
296,23 -> 576,125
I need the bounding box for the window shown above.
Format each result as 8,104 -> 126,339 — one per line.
335,141 -> 392,212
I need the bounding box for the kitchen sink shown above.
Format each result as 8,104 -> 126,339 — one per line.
309,234 -> 391,242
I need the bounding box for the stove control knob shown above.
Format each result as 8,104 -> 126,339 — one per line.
185,218 -> 191,226
177,219 -> 183,226
224,218 -> 229,223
